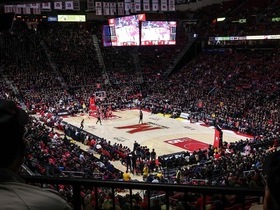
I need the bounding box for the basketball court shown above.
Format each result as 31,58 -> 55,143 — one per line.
62,109 -> 251,157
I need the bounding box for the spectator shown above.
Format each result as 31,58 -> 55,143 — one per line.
123,170 -> 131,181
175,168 -> 182,184
151,148 -> 157,161
143,164 -> 149,181
263,150 -> 280,210
0,99 -> 72,210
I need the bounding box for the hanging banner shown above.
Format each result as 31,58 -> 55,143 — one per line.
22,4 -> 31,15
110,2 -> 117,16
134,0 -> 141,12
103,2 -> 110,15
4,5 -> 13,13
87,0 -> 94,11
117,2 -> 124,16
73,0 -> 80,11
143,0 -> 150,11
22,4 -> 31,14
54,2 -> 63,10
152,0 -> 159,11
17,4 -> 26,8
32,7 -> 41,14
130,2 -> 135,13
95,2 -> 102,15
65,1 -> 74,10
41,2 -> 51,10
30,3 -> 40,8
161,0 -> 168,11
124,0 -> 131,12
14,6 -> 22,14
169,0 -> 175,11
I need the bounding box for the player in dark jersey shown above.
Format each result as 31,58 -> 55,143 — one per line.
139,109 -> 143,124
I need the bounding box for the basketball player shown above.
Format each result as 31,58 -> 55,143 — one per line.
96,111 -> 102,125
88,109 -> 92,119
80,119 -> 84,130
82,102 -> 87,113
139,109 -> 143,124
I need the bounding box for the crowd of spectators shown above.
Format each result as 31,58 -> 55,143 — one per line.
23,115 -> 135,209
38,22 -> 103,88
190,0 -> 280,40
0,3 -> 280,209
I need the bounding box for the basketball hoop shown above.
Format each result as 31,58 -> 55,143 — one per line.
94,91 -> 106,102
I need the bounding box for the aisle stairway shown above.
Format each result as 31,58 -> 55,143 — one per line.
40,41 -> 67,89
92,34 -> 109,83
132,48 -> 144,84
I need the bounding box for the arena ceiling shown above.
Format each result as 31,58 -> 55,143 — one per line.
0,0 -> 195,6
0,0 -> 61,2
0,0 -> 86,5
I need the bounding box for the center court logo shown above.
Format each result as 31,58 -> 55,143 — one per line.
115,122 -> 168,134
164,137 -> 209,151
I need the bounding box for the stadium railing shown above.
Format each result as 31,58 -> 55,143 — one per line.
23,175 -> 264,210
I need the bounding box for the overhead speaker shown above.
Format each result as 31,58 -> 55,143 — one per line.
0,13 -> 15,32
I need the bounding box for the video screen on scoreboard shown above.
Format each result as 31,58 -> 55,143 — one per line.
108,14 -> 146,46
141,21 -> 177,46
102,25 -> 112,47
